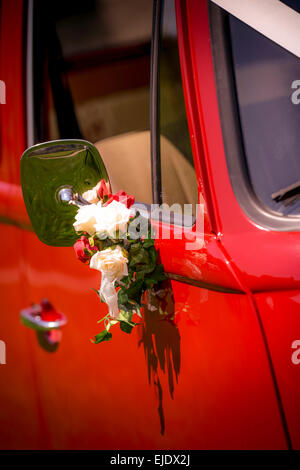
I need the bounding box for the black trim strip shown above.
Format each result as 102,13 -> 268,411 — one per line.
166,272 -> 244,294
216,238 -> 293,449
250,294 -> 293,449
150,0 -> 163,205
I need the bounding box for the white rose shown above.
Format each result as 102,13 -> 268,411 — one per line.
73,202 -> 101,235
90,245 -> 128,280
94,200 -> 131,238
90,245 -> 129,318
82,189 -> 99,204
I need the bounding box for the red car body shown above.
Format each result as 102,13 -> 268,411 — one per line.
0,0 -> 299,450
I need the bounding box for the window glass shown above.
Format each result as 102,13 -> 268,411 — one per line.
229,2 -> 300,215
159,0 -> 198,215
33,0 -> 153,203
33,0 -> 198,212
54,0 -> 153,57
51,0 -> 152,144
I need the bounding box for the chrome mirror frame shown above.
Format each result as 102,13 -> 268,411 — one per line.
20,139 -> 109,246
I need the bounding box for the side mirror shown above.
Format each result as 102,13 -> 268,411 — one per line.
20,139 -> 109,247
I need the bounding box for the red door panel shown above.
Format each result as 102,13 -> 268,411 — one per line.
0,224 -> 45,449
255,290 -> 300,449
19,229 -> 286,449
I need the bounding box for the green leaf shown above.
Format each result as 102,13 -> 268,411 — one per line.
144,264 -> 166,288
129,242 -> 143,255
148,245 -> 157,260
90,287 -> 101,298
118,289 -> 129,305
129,247 -> 152,271
133,249 -> 157,275
135,271 -> 145,282
125,279 -> 144,303
119,309 -> 133,322
118,310 -> 136,334
124,237 -> 137,245
119,275 -> 131,285
131,302 -> 142,318
119,321 -> 134,334
118,303 -> 131,312
143,237 -> 155,248
94,330 -> 112,344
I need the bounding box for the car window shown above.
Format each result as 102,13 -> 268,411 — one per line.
29,0 -> 198,215
228,0 -> 300,216
51,0 -> 152,145
30,0 -> 153,203
158,0 -> 198,223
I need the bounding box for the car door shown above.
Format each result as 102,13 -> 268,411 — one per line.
208,0 -> 300,450
0,0 -> 289,449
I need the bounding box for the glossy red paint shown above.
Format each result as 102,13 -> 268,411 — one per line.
0,181 -> 30,227
0,0 -> 48,449
15,228 -> 289,449
0,0 -> 298,450
0,223 -> 46,449
255,290 -> 300,449
0,0 -> 26,185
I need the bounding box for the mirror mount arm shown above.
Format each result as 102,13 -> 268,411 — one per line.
58,187 -> 91,207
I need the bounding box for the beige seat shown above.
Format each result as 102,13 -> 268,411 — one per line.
95,130 -> 198,207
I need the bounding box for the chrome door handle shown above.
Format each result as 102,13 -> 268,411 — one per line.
20,299 -> 67,351
20,299 -> 67,331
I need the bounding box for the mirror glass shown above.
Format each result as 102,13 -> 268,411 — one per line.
21,139 -> 109,246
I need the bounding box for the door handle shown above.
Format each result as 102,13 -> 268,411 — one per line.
20,299 -> 67,351
20,299 -> 67,331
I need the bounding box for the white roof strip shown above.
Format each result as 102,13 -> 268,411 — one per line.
210,0 -> 300,58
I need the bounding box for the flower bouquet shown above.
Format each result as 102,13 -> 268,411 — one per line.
72,180 -> 166,343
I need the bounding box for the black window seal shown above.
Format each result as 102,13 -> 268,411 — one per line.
208,2 -> 300,232
150,0 -> 163,206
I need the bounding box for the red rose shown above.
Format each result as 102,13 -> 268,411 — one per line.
73,236 -> 98,263
104,190 -> 135,209
97,179 -> 112,201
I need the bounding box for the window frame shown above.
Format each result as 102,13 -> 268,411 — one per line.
150,0 -> 163,206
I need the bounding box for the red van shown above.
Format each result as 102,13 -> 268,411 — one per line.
1,0 -> 300,450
